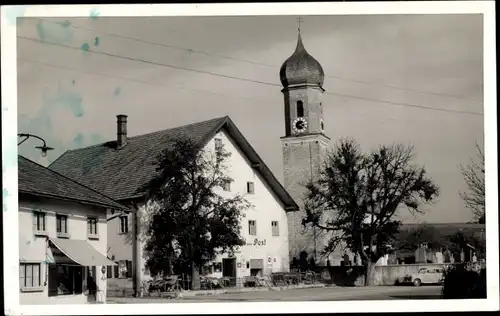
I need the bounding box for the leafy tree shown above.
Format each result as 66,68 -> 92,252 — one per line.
395,225 -> 448,252
141,138 -> 251,290
445,230 -> 485,259
303,139 -> 439,285
459,144 -> 485,223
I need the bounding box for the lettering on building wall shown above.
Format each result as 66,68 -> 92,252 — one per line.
245,238 -> 267,246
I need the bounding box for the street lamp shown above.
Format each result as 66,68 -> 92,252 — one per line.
17,133 -> 54,157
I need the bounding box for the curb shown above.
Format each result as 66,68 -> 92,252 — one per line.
181,283 -> 326,297
108,283 -> 328,301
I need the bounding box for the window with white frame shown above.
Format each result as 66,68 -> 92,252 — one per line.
19,263 -> 41,290
33,211 -> 46,232
87,217 -> 98,238
119,215 -> 128,234
247,181 -> 255,194
56,214 -> 68,236
248,220 -> 257,235
271,221 -> 279,236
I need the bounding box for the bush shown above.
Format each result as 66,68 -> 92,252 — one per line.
442,265 -> 486,299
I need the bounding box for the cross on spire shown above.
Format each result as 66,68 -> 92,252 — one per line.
297,17 -> 303,33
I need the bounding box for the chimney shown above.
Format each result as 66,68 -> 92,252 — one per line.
116,114 -> 128,148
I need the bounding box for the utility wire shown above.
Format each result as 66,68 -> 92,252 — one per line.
17,58 -> 273,104
17,35 -> 483,116
19,58 -> 419,125
33,17 -> 482,102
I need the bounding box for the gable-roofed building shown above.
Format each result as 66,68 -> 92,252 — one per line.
49,115 -> 298,294
18,155 -> 126,304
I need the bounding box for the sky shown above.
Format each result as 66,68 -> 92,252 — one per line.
16,14 -> 484,224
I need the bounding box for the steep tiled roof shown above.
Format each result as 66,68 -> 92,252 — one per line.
49,116 -> 299,211
18,155 -> 127,210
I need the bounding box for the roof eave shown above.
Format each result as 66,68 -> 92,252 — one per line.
19,190 -> 128,211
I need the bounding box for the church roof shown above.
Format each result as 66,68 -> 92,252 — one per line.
18,155 -> 127,210
279,32 -> 324,88
49,116 -> 299,211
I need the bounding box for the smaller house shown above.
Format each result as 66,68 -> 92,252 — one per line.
18,156 -> 127,304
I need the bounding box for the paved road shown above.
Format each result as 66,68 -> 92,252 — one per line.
108,286 -> 442,303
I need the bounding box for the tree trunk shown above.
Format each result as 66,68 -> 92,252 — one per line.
364,261 -> 376,286
191,261 -> 201,290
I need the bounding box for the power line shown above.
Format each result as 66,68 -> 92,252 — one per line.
18,36 -> 483,116
33,17 -> 482,102
18,58 -> 419,125
17,58 -> 274,105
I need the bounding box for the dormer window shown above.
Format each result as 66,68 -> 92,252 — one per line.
297,101 -> 304,117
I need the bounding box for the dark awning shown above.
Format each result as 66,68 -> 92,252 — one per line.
48,238 -> 116,266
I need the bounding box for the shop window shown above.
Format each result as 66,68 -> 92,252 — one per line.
19,263 -> 41,290
48,264 -> 84,296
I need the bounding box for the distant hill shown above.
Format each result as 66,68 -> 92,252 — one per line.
399,223 -> 485,236
394,222 -> 486,252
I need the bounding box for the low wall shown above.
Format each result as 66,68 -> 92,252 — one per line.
107,278 -> 134,297
373,263 -> 447,286
316,263 -> 453,286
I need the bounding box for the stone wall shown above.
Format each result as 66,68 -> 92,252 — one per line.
317,263 -> 453,286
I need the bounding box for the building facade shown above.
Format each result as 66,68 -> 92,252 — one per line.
49,115 -> 298,294
18,156 -> 125,304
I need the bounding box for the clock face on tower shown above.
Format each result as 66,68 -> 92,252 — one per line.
292,117 -> 308,133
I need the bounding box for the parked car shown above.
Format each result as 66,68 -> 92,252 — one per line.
401,267 -> 444,286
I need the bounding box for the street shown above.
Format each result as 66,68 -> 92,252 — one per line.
108,285 -> 443,303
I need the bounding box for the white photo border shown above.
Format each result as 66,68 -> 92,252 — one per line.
2,1 -> 498,315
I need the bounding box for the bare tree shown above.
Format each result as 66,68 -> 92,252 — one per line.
459,144 -> 485,223
303,139 -> 439,285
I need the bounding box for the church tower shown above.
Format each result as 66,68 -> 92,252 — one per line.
280,30 -> 330,262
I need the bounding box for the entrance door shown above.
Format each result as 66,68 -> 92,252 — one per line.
250,259 -> 264,277
222,258 -> 236,286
